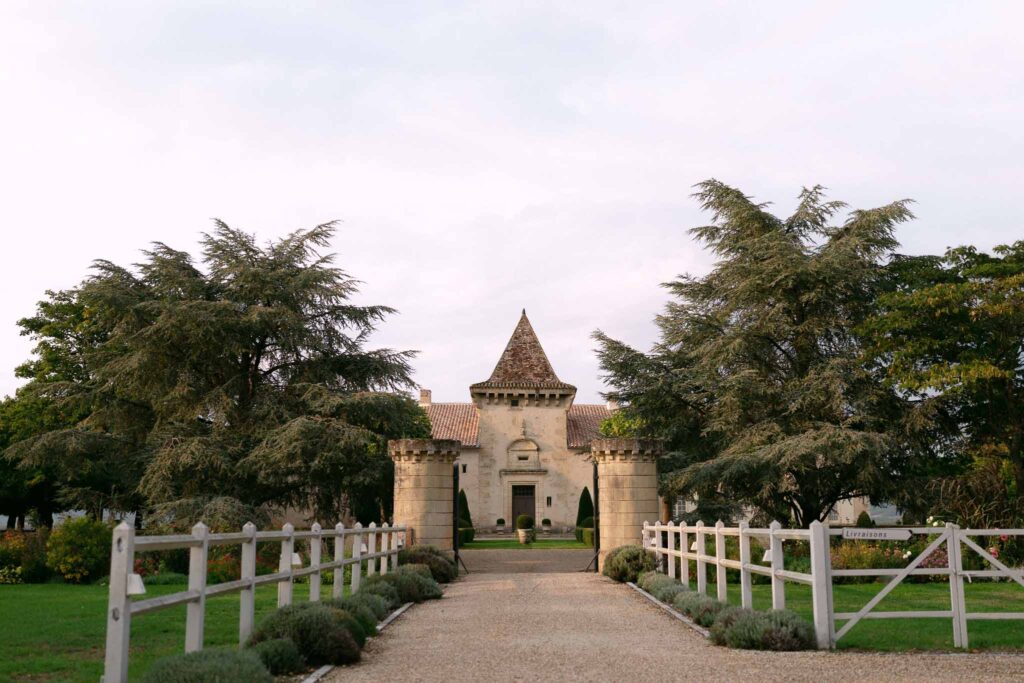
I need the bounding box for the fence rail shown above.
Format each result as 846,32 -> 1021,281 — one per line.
643,520 -> 1024,650
103,520 -> 406,683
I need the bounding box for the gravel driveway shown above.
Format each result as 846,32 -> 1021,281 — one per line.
326,569 -> 1024,682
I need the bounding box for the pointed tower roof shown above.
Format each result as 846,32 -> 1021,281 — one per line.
471,310 -> 576,391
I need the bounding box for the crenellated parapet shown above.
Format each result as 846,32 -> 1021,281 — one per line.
388,439 -> 461,463
589,438 -> 663,462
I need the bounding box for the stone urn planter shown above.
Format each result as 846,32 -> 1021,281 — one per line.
516,515 -> 535,544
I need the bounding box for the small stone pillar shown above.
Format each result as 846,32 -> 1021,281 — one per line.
389,438 -> 461,550
592,438 -> 662,570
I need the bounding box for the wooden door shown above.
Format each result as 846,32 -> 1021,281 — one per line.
511,485 -> 535,524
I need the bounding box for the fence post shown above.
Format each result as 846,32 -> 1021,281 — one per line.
310,522 -> 322,602
333,523 -> 345,599
278,523 -> 294,608
351,523 -> 363,593
738,520 -> 752,609
947,523 -> 969,648
808,521 -> 832,649
185,522 -> 209,652
367,522 -> 378,576
770,520 -> 785,609
642,521 -> 651,572
680,525 -> 689,588
239,522 -> 256,646
695,521 -> 707,595
391,527 -> 401,572
714,521 -> 727,602
667,522 -> 677,579
380,523 -> 390,576
103,522 -> 135,683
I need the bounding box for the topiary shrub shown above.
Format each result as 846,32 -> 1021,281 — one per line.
581,528 -> 595,547
248,604 -> 360,665
602,545 -> 656,583
496,518 -> 506,527
397,545 -> 457,583
46,518 -> 112,583
855,511 -> 875,528
458,523 -> 475,545
141,649 -> 272,683
709,607 -> 755,645
248,637 -> 305,675
575,516 -> 595,543
721,609 -> 815,650
516,515 -> 534,530
541,518 -> 551,526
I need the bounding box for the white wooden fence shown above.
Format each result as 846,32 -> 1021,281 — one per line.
103,520 -> 406,683
642,520 -> 1024,650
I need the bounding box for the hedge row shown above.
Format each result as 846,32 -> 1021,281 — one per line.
638,568 -> 814,650
142,551 -> 451,681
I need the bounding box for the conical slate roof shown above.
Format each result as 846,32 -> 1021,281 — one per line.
471,310 -> 576,391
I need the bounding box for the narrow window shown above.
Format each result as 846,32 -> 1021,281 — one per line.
518,455 -> 529,461
546,496 -> 552,507
462,464 -> 467,474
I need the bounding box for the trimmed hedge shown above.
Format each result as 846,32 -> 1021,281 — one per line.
324,597 -> 379,637
361,569 -> 442,604
602,545 -> 656,583
247,604 -> 360,665
249,638 -> 305,675
141,649 -> 272,683
397,545 -> 458,583
720,609 -> 815,650
709,606 -> 755,645
358,576 -> 402,610
580,528 -> 595,547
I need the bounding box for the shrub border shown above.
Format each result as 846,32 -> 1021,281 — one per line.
298,600 -> 416,683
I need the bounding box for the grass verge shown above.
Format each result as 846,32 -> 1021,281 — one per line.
0,581 -> 343,682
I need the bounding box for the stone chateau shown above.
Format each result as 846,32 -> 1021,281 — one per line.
417,311 -> 611,531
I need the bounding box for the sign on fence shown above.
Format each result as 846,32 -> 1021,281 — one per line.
840,528 -> 912,541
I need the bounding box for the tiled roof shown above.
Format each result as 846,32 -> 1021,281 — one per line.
567,404 -> 611,448
470,311 -> 576,391
424,403 -> 479,447
423,402 -> 610,450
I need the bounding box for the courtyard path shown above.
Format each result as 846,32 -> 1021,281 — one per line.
326,568 -> 1024,682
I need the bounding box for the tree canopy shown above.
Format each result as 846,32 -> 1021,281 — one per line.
4,221 -> 428,526
595,181 -> 938,526
862,242 -> 1024,522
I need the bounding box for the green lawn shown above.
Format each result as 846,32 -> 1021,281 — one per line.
461,538 -> 590,550
0,581 -> 334,683
673,575 -> 1024,651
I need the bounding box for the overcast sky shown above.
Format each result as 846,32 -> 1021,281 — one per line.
1,2 -> 1022,404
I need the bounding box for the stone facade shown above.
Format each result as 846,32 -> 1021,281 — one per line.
421,312 -> 611,531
